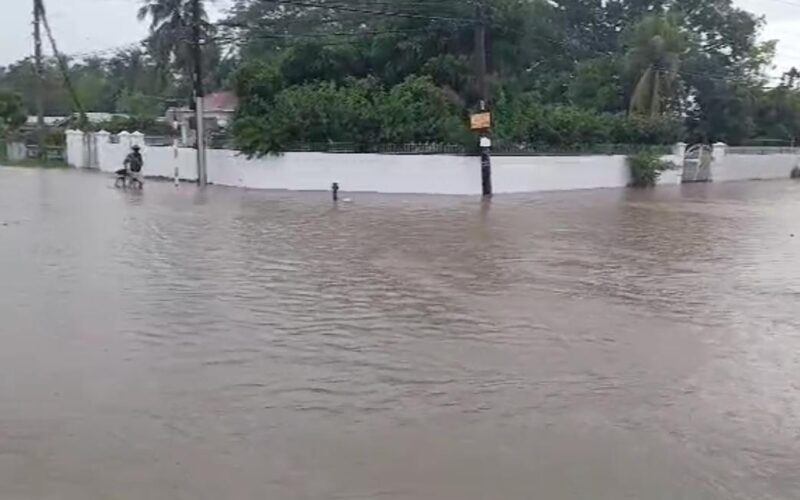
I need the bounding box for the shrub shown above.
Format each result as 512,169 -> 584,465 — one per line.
233,76 -> 467,156
494,92 -> 683,148
627,150 -> 669,187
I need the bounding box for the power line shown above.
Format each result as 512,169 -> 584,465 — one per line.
67,42 -> 144,60
256,0 -> 475,24
760,0 -> 800,8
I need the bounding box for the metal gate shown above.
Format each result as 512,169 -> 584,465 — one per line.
682,144 -> 713,183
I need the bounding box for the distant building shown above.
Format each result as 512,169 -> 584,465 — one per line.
25,112 -> 130,128
164,91 -> 238,129
165,90 -> 239,145
25,116 -> 66,127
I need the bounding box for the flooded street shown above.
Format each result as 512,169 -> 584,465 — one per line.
2,167 -> 800,500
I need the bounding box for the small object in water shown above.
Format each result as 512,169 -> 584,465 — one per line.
342,198 -> 353,203
331,182 -> 340,202
791,166 -> 800,179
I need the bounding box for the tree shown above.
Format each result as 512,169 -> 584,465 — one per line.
0,91 -> 26,134
378,76 -> 466,144
137,0 -> 218,89
626,14 -> 686,116
569,57 -> 625,112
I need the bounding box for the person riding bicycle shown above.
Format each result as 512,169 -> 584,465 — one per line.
116,145 -> 143,186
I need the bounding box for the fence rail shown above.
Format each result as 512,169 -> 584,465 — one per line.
727,146 -> 800,155
24,144 -> 65,161
200,140 -> 675,156
492,143 -> 672,156
144,135 -> 176,147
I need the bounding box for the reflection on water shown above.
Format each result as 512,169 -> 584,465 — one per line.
1,168 -> 800,500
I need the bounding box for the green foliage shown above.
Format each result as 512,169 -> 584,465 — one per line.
0,91 -> 26,134
627,150 -> 670,187
234,76 -> 467,156
2,0 -> 799,152
626,14 -> 686,116
138,0 -> 218,90
569,57 -> 625,113
379,76 -> 467,144
115,91 -> 164,118
494,93 -> 683,148
0,51 -> 188,118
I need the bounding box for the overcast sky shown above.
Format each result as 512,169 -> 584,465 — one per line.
1,0 -> 799,75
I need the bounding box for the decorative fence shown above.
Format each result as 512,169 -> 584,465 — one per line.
726,146 -> 800,155
202,139 -> 675,157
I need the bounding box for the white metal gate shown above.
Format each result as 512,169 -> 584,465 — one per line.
682,144 -> 712,183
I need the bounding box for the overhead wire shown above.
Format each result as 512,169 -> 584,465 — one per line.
37,0 -> 87,120
253,0 -> 475,24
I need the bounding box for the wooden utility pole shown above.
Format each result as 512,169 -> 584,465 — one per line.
39,0 -> 87,127
475,0 -> 488,112
474,0 -> 492,197
33,0 -> 46,159
191,0 -> 208,186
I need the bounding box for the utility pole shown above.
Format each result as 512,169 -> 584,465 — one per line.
475,0 -> 492,197
33,0 -> 46,159
191,0 -> 208,186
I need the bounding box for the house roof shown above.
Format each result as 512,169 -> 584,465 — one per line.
25,112 -> 130,127
26,116 -> 66,126
204,91 -> 238,112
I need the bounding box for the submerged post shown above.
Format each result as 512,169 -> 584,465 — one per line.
173,138 -> 180,186
479,136 -> 492,196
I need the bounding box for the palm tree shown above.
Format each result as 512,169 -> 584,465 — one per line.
626,14 -> 685,116
137,0 -> 215,86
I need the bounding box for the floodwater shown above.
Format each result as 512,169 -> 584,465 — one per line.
1,167 -> 800,500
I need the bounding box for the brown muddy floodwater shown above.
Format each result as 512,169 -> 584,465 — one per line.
1,167 -> 800,500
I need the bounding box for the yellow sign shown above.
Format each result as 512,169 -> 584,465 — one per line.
470,112 -> 491,130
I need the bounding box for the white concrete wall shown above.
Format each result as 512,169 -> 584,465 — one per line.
206,150 -> 478,194
713,153 -> 799,182
80,130 -> 800,194
141,144 -> 198,181
491,155 -> 629,193
65,130 -> 84,167
7,142 -> 26,161
67,130 -> 690,194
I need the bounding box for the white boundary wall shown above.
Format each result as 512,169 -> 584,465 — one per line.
65,130 -> 795,195
711,144 -> 799,182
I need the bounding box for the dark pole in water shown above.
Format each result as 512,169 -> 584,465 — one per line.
332,182 -> 339,202
475,0 -> 492,197
480,138 -> 492,196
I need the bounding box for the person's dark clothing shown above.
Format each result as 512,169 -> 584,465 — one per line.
125,151 -> 143,173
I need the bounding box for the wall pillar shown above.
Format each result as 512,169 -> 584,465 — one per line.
94,130 -> 111,171
712,142 -> 727,162
65,129 -> 84,168
672,142 -> 687,165
118,131 -> 131,150
130,131 -> 145,149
